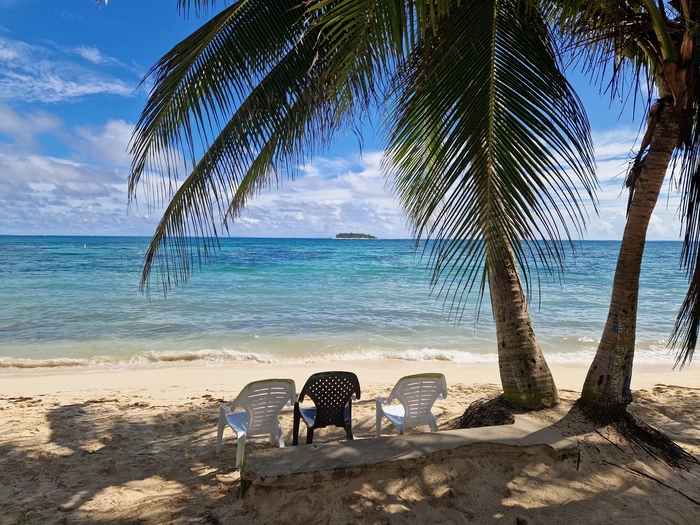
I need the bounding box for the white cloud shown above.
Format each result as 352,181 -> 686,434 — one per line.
0,101 -> 64,151
74,119 -> 133,166
0,106 -> 144,235
0,103 -> 409,237
0,37 -> 135,103
583,129 -> 683,240
0,99 -> 691,242
227,152 -> 410,238
592,127 -> 639,160
0,142 -> 152,235
72,45 -> 122,66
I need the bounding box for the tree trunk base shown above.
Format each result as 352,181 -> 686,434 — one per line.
459,396 -> 697,470
501,388 -> 558,410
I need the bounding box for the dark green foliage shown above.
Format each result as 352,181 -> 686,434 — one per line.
335,233 -> 377,239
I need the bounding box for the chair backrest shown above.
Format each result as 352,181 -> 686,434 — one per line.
298,371 -> 361,428
233,379 -> 296,436
388,373 -> 447,424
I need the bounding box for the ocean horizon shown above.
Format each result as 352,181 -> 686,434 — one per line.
0,235 -> 690,371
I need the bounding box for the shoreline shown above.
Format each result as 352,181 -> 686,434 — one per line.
2,358 -> 699,398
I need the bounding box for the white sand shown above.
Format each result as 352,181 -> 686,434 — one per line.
1,360 -> 699,524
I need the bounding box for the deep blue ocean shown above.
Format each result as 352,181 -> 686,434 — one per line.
0,236 -> 689,370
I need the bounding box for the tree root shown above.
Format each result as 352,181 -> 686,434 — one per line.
575,400 -> 699,471
615,410 -> 699,471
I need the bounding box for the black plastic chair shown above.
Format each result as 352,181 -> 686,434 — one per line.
292,371 -> 361,445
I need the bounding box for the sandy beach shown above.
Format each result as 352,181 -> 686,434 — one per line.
2,360 -> 699,524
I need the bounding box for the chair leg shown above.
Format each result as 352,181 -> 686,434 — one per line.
277,421 -> 285,448
345,422 -> 354,441
292,403 -> 301,446
345,400 -> 354,440
430,414 -> 439,432
235,432 -> 247,469
375,401 -> 383,438
306,427 -> 315,445
216,407 -> 227,454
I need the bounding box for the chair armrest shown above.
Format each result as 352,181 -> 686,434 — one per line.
376,397 -> 388,405
220,403 -> 232,414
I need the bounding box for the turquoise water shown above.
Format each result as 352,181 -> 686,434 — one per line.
0,236 -> 689,369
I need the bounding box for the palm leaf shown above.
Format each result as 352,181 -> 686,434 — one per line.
130,0 -> 306,191
133,0 -> 421,292
132,0 -> 598,310
135,23 -> 353,293
386,0 -> 597,315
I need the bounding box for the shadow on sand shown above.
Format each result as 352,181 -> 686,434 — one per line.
1,388 -> 699,524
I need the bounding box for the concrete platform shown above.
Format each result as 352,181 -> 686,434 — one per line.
241,416 -> 577,487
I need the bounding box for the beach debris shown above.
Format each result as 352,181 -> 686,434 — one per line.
458,397 -> 516,429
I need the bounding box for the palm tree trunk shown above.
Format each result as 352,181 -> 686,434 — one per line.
580,97 -> 683,413
488,244 -> 559,408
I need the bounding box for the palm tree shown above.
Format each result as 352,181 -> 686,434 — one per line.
382,0 -> 597,407
129,0 -> 597,408
555,1 -> 700,414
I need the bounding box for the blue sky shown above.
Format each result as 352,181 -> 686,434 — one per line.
0,0 -> 682,239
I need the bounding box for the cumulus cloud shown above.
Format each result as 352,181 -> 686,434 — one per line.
73,119 -> 133,166
0,37 -> 135,102
224,152 -> 410,238
0,144 -> 153,235
0,106 -> 148,235
0,100 -> 690,241
0,101 -> 64,151
0,103 -> 409,237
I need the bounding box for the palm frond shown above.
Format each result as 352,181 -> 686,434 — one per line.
554,1 -> 660,122
132,0 -> 403,292
176,0 -> 220,18
669,252 -> 700,368
130,0 -> 306,197
137,28 -> 335,294
386,0 -> 597,314
669,45 -> 700,366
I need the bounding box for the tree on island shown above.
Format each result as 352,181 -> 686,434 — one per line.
336,233 -> 377,239
128,0 -> 598,410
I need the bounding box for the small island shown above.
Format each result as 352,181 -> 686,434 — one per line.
335,233 -> 378,239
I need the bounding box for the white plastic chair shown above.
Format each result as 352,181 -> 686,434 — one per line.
376,373 -> 447,437
216,379 -> 296,468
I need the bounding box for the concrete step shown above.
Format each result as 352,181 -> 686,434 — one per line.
241,416 -> 577,487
